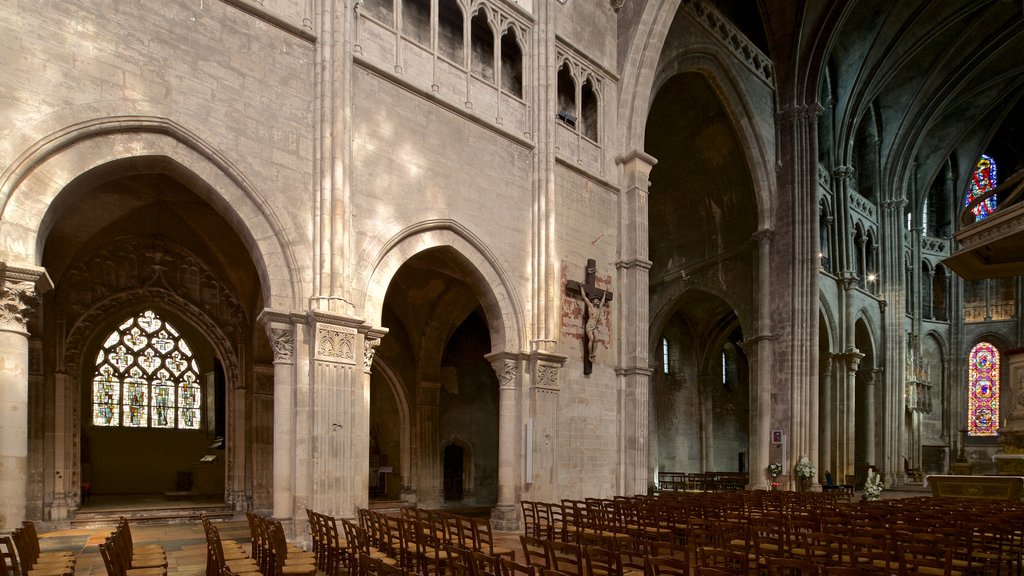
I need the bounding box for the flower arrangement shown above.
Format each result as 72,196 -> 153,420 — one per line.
767,462 -> 783,478
864,469 -> 884,501
795,456 -> 816,480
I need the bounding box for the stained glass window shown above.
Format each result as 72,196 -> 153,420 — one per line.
965,154 -> 998,222
92,310 -> 201,430
968,341 -> 999,436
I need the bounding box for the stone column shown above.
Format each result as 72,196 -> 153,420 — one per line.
774,102 -> 822,491
0,264 -> 49,531
819,355 -> 833,481
259,310 -> 297,519
865,367 -> 882,466
415,381 -> 442,508
743,228 -> 775,490
836,349 -> 863,481
486,352 -> 523,530
615,150 -> 656,497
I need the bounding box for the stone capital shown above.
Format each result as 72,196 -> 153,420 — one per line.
0,264 -> 51,334
838,348 -> 865,373
832,166 -> 855,181
485,351 -> 523,391
751,228 -> 775,244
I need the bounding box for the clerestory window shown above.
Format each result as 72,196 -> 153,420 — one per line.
92,310 -> 202,429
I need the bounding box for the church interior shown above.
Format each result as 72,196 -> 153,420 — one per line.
4,0 -> 1024,540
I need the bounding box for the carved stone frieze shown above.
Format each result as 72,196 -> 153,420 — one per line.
58,237 -> 248,338
536,364 -> 560,390
316,325 -> 356,362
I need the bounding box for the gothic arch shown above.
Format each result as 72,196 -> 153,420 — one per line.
818,296 -> 839,353
361,219 -> 525,355
648,51 -> 775,230
649,286 -> 751,358
0,116 -> 302,310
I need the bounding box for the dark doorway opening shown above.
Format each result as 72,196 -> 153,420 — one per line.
443,444 -> 465,501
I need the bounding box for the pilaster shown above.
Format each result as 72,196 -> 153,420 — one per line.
296,311 -> 386,519
524,350 -> 565,503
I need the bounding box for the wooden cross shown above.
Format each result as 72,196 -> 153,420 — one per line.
566,259 -> 613,374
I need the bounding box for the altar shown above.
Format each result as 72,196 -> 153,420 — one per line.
925,474 -> 1024,500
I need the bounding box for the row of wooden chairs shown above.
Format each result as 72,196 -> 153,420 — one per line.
202,514 -> 263,576
98,517 -> 167,576
306,508 -> 348,576
246,512 -> 316,576
1,520 -> 77,576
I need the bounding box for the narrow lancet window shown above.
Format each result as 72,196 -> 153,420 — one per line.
500,28 -> 523,98
470,9 -> 495,82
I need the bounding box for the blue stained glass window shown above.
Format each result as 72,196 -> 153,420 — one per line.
966,155 -> 998,221
92,310 -> 202,430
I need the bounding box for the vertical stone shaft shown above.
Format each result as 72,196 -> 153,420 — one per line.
776,103 -> 821,479
260,311 -> 296,519
0,266 -> 47,531
615,151 -> 655,496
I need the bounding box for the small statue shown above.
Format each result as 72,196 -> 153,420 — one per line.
580,284 -> 607,362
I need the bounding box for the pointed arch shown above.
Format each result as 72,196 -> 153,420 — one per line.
0,116 -> 301,310
361,220 -> 525,355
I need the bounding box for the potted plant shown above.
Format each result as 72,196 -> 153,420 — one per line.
864,469 -> 884,501
795,456 -> 816,490
767,462 -> 782,490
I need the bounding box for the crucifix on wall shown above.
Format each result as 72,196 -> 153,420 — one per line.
566,259 -> 613,374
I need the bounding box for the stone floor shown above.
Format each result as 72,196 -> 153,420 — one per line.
36,517 -> 521,576
37,518 -> 253,576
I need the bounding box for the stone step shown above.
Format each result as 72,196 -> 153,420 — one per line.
70,503 -> 236,527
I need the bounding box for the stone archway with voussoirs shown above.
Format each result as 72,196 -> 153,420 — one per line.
0,116 -> 301,310
360,220 -> 526,356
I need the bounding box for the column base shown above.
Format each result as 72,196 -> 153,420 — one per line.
490,504 -> 519,532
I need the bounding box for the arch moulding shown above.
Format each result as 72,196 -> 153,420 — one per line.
360,220 -> 526,356
0,116 -> 301,310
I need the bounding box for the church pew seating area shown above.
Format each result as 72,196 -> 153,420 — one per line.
520,492 -> 1024,576
98,517 -> 167,576
2,521 -> 77,576
307,506 -> 519,576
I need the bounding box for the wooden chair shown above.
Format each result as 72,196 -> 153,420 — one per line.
765,557 -> 820,576
520,535 -> 552,570
474,518 -> 516,561
548,541 -> 583,576
697,546 -> 750,576
471,549 -> 502,576
204,524 -> 261,576
266,518 -> 317,576
642,555 -> 689,576
582,545 -> 623,576
8,529 -> 76,576
3,533 -> 74,576
499,558 -> 537,576
446,545 -> 476,576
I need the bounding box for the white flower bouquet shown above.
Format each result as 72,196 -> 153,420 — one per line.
864,469 -> 884,501
795,456 -> 816,480
767,462 -> 783,478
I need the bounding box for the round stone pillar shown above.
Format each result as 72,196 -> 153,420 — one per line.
0,265 -> 49,531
